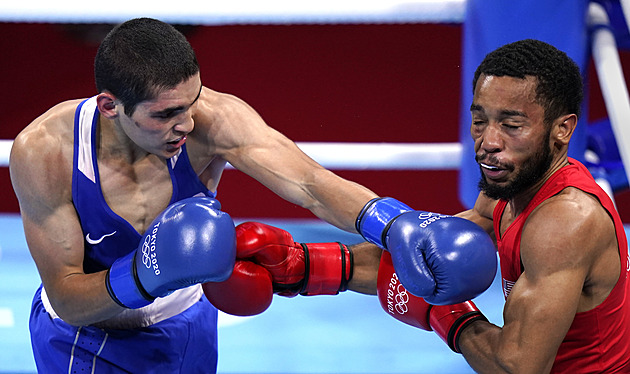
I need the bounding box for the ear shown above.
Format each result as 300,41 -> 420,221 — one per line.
552,114 -> 577,149
96,92 -> 119,119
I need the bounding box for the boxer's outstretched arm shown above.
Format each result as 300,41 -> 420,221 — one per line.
346,242 -> 381,295
192,90 -> 378,233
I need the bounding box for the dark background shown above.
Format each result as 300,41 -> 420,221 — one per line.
1,21 -> 629,219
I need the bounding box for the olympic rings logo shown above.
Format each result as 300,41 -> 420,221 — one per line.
386,273 -> 410,316
140,222 -> 161,275
141,235 -> 152,269
393,284 -> 409,314
417,212 -> 436,220
417,212 -> 450,228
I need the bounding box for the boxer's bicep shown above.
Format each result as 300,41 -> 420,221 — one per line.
499,268 -> 584,372
497,205 -> 593,372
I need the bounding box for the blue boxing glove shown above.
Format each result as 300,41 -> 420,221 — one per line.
106,197 -> 236,309
356,197 -> 496,305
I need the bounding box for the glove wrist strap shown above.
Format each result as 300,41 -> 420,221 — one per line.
300,242 -> 353,295
106,251 -> 154,309
429,301 -> 487,353
355,197 -> 412,248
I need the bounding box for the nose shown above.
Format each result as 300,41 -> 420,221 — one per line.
174,110 -> 195,134
476,122 -> 503,154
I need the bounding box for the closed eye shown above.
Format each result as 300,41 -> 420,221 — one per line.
503,123 -> 519,130
153,109 -> 182,120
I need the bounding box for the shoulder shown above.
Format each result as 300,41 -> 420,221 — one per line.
12,99 -> 79,165
457,193 -> 498,237
195,87 -> 258,123
527,187 -> 608,234
521,187 -> 612,273
10,99 -> 80,208
191,86 -> 280,150
473,192 -> 499,221
14,99 -> 81,146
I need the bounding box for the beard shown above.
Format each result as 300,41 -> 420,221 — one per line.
477,131 -> 552,200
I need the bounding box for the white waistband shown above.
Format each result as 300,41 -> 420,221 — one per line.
41,283 -> 203,329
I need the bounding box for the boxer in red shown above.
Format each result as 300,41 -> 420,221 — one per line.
209,39 -> 630,373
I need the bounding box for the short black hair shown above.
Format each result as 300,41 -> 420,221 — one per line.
94,18 -> 200,116
473,39 -> 583,125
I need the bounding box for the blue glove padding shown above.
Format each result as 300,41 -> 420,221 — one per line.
106,197 -> 236,308
385,211 -> 497,305
356,197 -> 412,247
204,197 -> 222,210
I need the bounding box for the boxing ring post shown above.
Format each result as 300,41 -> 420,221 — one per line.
622,0 -> 630,34
589,2 -> 630,199
457,0 -> 591,209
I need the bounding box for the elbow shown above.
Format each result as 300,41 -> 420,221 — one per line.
494,344 -> 522,374
44,289 -> 95,327
58,315 -> 87,327
53,305 -> 111,327
494,346 -> 552,374
48,302 -> 86,327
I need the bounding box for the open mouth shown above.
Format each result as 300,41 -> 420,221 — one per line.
480,163 -> 500,171
479,162 -> 508,180
167,136 -> 187,148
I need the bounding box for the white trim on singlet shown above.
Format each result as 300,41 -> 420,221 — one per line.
77,97 -> 98,183
41,283 -> 203,329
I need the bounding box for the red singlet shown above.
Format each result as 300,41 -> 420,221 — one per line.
493,158 -> 630,373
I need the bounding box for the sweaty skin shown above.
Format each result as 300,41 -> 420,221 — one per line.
10,73 -> 377,326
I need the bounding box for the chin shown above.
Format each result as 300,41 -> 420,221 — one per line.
478,178 -> 517,200
163,144 -> 182,156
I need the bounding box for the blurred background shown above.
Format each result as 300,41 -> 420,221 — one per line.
1,0 -> 630,372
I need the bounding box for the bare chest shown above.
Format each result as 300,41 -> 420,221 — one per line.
98,157 -> 174,234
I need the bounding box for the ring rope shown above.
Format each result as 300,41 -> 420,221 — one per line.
0,140 -> 462,170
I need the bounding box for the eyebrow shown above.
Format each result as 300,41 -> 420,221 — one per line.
470,103 -> 483,112
470,103 -> 528,118
151,85 -> 203,117
499,109 -> 528,118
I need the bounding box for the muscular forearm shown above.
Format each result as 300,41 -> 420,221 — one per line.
347,242 -> 381,295
458,320 -> 511,373
458,320 -> 553,374
302,169 -> 378,233
46,271 -> 125,326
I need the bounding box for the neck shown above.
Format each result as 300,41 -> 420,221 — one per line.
98,115 -> 153,164
507,156 -> 570,216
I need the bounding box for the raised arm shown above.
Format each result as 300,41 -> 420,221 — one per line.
457,190 -> 617,373
195,89 -> 377,232
346,241 -> 383,295
10,105 -> 125,325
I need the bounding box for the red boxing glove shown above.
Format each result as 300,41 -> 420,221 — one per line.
236,221 -> 353,296
202,260 -> 273,316
377,251 -> 487,353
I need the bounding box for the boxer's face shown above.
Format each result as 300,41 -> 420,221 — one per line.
470,74 -> 553,200
116,73 -> 202,159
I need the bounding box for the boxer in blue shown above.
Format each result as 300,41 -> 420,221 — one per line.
10,18 -> 497,373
